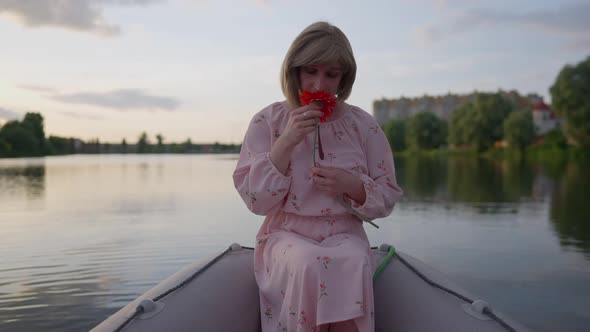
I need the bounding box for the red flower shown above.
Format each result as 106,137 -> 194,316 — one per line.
299,90 -> 336,123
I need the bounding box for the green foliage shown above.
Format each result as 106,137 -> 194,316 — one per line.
137,132 -> 150,153
21,113 -> 46,152
182,138 -> 193,153
541,128 -> 568,150
47,136 -> 77,155
156,134 -> 164,153
449,104 -> 470,146
405,112 -> 447,150
550,55 -> 590,147
0,137 -> 11,155
0,120 -> 41,156
383,119 -> 406,151
449,93 -> 513,151
504,110 -> 535,152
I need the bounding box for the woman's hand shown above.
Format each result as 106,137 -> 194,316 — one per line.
279,104 -> 324,148
311,166 -> 366,204
270,104 -> 323,175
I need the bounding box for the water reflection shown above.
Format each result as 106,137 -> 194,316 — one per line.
447,157 -> 532,204
395,156 -> 447,199
0,154 -> 588,332
550,162 -> 590,257
395,155 -> 590,256
0,163 -> 46,199
397,156 -> 536,206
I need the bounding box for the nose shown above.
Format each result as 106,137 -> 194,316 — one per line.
311,77 -> 323,92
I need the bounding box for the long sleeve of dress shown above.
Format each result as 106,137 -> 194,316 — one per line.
233,109 -> 293,215
346,124 -> 403,221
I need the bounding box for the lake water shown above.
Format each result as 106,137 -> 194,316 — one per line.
0,154 -> 588,331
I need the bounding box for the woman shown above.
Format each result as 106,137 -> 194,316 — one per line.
233,21 -> 402,332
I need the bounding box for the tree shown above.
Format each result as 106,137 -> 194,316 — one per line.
542,129 -> 567,150
47,135 -> 75,155
156,134 -> 164,153
0,121 -> 40,156
137,132 -> 150,153
449,103 -> 470,147
0,137 -> 10,155
122,139 -> 128,153
550,55 -> 590,146
182,138 -> 193,153
449,93 -> 513,151
383,119 -> 406,151
406,112 -> 447,150
21,113 -> 46,153
504,110 -> 535,153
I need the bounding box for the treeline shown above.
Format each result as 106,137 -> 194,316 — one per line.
0,115 -> 240,158
382,92 -> 544,153
382,55 -> 590,155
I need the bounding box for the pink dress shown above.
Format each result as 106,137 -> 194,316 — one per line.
233,101 -> 403,332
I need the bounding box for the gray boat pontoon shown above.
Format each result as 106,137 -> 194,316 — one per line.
93,244 -> 530,332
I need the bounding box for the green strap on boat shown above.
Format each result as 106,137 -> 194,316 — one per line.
373,245 -> 396,281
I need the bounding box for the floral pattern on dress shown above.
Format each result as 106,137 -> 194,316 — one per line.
320,208 -> 336,226
264,306 -> 273,320
362,177 -> 379,192
319,281 -> 328,299
297,311 -> 308,326
282,244 -> 293,255
327,152 -> 336,163
278,322 -> 288,331
289,193 -> 301,211
246,191 -> 257,205
267,187 -> 287,197
316,256 -> 331,269
253,114 -> 266,124
356,300 -> 365,311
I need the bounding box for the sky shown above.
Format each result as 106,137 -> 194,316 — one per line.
1,0 -> 589,144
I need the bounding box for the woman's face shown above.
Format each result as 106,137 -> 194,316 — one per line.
298,63 -> 343,96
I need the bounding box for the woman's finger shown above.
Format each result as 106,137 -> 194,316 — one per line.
302,118 -> 318,126
312,167 -> 329,177
315,184 -> 335,194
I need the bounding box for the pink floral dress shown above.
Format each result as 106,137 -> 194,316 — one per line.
233,101 -> 403,332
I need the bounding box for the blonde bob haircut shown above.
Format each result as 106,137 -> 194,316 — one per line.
280,21 -> 357,108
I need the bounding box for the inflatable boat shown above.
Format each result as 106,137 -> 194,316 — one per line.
92,244 -> 530,332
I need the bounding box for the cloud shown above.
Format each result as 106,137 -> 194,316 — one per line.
417,2 -> 590,46
0,107 -> 21,120
0,0 -> 162,36
566,37 -> 590,51
60,111 -> 104,120
19,84 -> 57,94
51,89 -> 181,111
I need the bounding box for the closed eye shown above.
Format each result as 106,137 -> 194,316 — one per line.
302,67 -> 317,74
327,72 -> 341,78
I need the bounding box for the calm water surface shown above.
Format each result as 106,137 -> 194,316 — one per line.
0,154 -> 588,331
